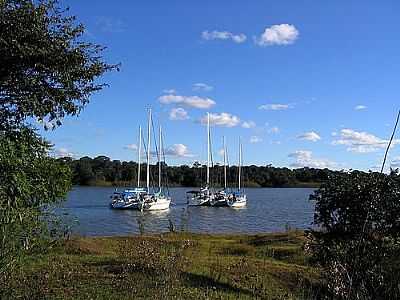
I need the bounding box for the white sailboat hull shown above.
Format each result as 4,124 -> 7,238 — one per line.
188,196 -> 210,206
227,195 -> 247,208
111,200 -> 139,209
210,192 -> 228,207
187,188 -> 212,206
139,196 -> 171,211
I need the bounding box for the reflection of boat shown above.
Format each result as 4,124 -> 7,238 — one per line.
227,138 -> 247,208
187,113 -> 213,206
110,126 -> 144,210
138,109 -> 171,211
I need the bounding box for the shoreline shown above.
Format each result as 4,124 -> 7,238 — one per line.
72,182 -> 321,188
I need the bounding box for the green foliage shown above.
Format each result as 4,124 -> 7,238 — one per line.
0,127 -> 72,296
65,156 -> 337,188
0,0 -> 118,130
0,0 -> 116,296
308,171 -> 400,299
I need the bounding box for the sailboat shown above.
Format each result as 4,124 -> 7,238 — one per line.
210,136 -> 229,207
187,113 -> 213,206
138,109 -> 171,211
227,138 -> 247,208
110,126 -> 147,209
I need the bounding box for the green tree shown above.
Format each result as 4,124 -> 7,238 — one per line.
0,128 -> 71,277
0,0 -> 117,296
0,0 -> 117,130
308,171 -> 400,299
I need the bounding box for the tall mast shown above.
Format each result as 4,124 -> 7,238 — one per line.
238,137 -> 242,190
158,125 -> 162,190
207,112 -> 210,186
137,126 -> 142,188
146,109 -> 152,192
223,136 -> 227,190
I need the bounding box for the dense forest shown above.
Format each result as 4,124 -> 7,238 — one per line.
59,156 -> 340,188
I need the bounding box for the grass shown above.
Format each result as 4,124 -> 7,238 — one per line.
6,231 -> 323,299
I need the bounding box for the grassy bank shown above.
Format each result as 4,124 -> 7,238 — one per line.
8,231 -> 324,299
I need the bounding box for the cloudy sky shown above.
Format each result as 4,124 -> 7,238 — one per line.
40,0 -> 400,171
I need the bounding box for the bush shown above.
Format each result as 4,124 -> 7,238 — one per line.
308,170 -> 400,299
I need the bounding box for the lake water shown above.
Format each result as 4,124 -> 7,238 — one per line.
56,186 -> 316,236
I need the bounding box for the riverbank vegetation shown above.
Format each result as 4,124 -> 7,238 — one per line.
61,155 -> 339,188
5,230 -> 325,299
308,170 -> 400,299
0,0 -> 116,297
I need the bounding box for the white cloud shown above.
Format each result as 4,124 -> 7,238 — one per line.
255,24 -> 299,46
355,105 -> 367,111
124,144 -> 138,151
95,16 -> 125,33
250,136 -> 262,143
200,112 -> 241,127
165,144 -> 194,158
54,147 -> 74,158
163,89 -> 176,94
332,129 -> 400,153
218,148 -> 225,157
268,126 -> 280,134
242,121 -> 256,129
202,30 -> 247,43
159,94 -> 216,109
193,83 -> 213,92
289,150 -> 336,169
169,107 -> 189,121
297,131 -> 321,142
259,104 -> 290,111
391,157 -> 400,168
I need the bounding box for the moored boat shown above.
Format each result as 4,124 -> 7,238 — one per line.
210,136 -> 230,207
187,187 -> 212,206
110,188 -> 147,209
139,110 -> 171,211
187,113 -> 214,206
227,138 -> 247,208
110,126 -> 144,210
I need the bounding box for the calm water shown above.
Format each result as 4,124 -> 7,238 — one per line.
56,186 -> 316,236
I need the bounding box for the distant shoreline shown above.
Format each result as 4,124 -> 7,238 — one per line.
72,181 -> 321,188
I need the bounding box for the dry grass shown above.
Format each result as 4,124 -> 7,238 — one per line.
6,231 -> 323,299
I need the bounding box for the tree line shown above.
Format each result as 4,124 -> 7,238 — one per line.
60,155 -> 340,188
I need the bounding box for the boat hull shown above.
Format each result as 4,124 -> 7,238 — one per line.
210,199 -> 228,207
187,189 -> 212,206
227,195 -> 247,208
110,200 -> 139,209
139,197 -> 171,211
187,197 -> 211,206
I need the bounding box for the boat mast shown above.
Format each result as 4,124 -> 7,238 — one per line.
238,137 -> 242,191
207,112 -> 210,187
137,126 -> 142,188
158,125 -> 162,191
146,109 -> 152,192
223,136 -> 227,190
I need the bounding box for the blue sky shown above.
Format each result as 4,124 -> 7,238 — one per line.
40,0 -> 400,171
